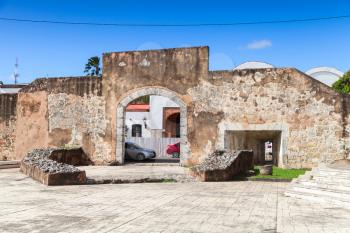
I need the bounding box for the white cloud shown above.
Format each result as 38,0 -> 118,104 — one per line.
246,40 -> 272,50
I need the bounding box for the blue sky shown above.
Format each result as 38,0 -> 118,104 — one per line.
0,0 -> 350,84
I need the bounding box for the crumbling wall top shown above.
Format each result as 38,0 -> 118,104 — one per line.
20,76 -> 102,96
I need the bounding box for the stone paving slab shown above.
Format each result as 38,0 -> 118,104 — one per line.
1,169 -> 350,232
82,165 -> 194,183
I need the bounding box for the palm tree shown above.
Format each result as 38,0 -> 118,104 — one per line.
84,56 -> 101,76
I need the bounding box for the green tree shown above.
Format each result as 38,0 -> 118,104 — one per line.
84,56 -> 101,76
130,95 -> 150,104
332,71 -> 350,94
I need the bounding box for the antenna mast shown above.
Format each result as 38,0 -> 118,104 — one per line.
14,58 -> 19,84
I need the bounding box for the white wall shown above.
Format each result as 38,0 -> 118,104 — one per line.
0,88 -> 22,93
125,95 -> 180,138
125,111 -> 151,138
149,95 -> 179,130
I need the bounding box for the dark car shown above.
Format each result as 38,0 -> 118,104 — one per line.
125,142 -> 156,161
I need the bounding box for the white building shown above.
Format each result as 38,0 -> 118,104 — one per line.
125,95 -> 180,138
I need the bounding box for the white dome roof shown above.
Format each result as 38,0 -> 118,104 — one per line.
306,67 -> 344,86
233,61 -> 274,70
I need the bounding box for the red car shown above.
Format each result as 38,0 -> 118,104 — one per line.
166,142 -> 180,158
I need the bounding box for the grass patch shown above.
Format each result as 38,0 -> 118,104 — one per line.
252,166 -> 308,180
161,178 -> 177,183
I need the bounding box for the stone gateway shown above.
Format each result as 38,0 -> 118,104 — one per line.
1,46 -> 349,168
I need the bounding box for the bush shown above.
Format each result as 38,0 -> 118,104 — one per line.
332,70 -> 350,94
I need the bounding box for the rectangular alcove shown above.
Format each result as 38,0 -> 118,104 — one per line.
224,130 -> 282,166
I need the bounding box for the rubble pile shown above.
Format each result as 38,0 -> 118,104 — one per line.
22,148 -> 81,174
20,148 -> 87,185
193,150 -> 240,172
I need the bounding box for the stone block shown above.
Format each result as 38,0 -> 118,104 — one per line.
20,148 -> 87,185
190,150 -> 253,181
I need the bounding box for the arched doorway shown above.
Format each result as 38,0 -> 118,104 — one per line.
116,87 -> 188,165
163,109 -> 180,138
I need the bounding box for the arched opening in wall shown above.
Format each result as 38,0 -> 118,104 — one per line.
224,130 -> 281,166
116,88 -> 188,165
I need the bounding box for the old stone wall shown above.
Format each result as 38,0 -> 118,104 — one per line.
14,77 -> 109,164
3,46 -> 349,168
0,94 -> 17,160
47,92 -> 111,164
102,46 -> 208,164
187,68 -> 347,168
102,46 -> 349,168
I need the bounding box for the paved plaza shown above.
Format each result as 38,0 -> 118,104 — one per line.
1,168 -> 350,233
83,163 -> 193,183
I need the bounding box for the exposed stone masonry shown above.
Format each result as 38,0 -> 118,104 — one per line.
0,94 -> 17,160
20,148 -> 87,185
188,68 -> 348,167
22,148 -> 80,173
11,77 -> 109,164
191,150 -> 253,181
0,94 -> 17,122
48,93 -> 111,164
193,150 -> 246,171
20,76 -> 102,96
1,46 -> 349,168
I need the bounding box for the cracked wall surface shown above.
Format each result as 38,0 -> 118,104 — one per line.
2,46 -> 349,168
48,93 -> 111,164
0,94 -> 17,160
13,77 -> 110,164
187,69 -> 347,168
103,46 -> 349,167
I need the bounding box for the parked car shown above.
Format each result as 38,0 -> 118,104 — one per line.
166,142 -> 180,158
125,142 -> 156,161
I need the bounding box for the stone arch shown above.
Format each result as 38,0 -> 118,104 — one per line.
116,87 -> 189,165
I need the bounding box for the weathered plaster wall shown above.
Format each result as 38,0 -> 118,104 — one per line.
103,46 -> 208,164
15,91 -> 49,160
187,69 -> 347,168
3,46 -> 349,168
47,93 -> 111,164
103,46 -> 349,168
15,77 -> 109,164
0,94 -> 17,160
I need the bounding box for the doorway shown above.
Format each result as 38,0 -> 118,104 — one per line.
224,130 -> 282,165
116,87 -> 188,165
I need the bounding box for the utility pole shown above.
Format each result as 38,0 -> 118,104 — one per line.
14,58 -> 19,84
